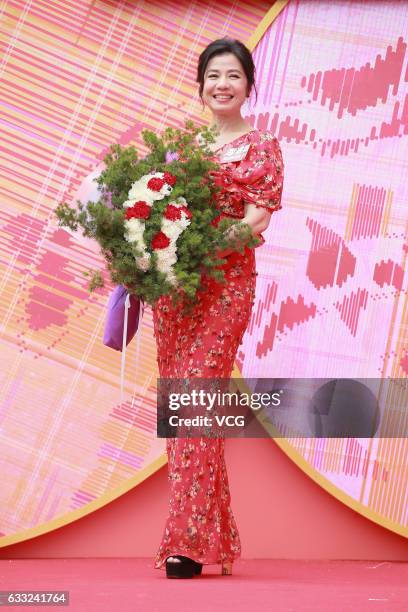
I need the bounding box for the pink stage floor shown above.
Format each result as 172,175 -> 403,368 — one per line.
0,558 -> 407,611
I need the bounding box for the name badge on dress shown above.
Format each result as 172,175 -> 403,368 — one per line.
220,143 -> 250,164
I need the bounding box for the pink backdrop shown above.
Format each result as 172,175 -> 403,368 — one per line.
1,0 -> 408,556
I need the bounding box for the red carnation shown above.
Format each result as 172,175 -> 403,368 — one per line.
180,206 -> 192,219
125,200 -> 151,220
163,171 -> 177,187
164,204 -> 182,221
147,177 -> 165,191
151,231 -> 170,249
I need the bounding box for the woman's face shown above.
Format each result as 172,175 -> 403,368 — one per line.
201,52 -> 249,116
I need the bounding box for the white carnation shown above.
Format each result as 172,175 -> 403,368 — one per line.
149,184 -> 173,201
124,218 -> 145,243
176,196 -> 188,206
135,254 -> 151,271
162,222 -> 180,241
123,172 -> 189,285
128,175 -> 156,202
156,242 -> 179,285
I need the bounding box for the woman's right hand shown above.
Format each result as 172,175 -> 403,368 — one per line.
215,246 -> 235,259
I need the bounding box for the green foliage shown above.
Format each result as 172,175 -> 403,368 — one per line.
83,269 -> 105,291
55,120 -> 260,309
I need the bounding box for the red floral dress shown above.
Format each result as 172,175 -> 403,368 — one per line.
152,130 -> 284,570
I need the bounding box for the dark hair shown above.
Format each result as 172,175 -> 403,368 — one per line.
196,37 -> 257,105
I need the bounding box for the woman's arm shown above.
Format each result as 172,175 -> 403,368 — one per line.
215,134 -> 284,258
242,202 -> 271,234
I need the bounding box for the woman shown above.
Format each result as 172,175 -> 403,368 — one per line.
152,38 -> 284,578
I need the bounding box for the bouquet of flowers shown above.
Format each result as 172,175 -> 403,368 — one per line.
55,120 -> 259,309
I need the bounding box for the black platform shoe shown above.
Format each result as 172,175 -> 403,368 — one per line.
193,561 -> 203,575
166,555 -> 202,578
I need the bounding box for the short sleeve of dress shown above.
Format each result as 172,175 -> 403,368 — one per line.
236,133 -> 284,214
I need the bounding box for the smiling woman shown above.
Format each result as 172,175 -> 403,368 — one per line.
198,44 -> 257,153
152,37 -> 284,579
198,41 -> 276,252
204,56 -> 248,112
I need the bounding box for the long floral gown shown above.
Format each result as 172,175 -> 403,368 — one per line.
152,129 -> 284,570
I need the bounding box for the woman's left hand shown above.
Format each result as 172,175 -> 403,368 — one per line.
215,222 -> 247,259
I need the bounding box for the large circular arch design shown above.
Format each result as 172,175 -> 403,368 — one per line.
0,0 -> 287,548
